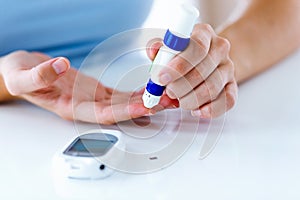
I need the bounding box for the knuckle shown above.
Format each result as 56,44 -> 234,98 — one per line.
220,61 -> 236,85
95,107 -> 115,125
202,23 -> 215,33
181,70 -> 203,93
191,24 -> 215,54
190,38 -> 209,57
6,85 -> 21,96
191,68 -> 204,82
9,50 -> 29,59
33,75 -> 48,88
194,23 -> 214,34
184,40 -> 208,66
172,58 -> 190,74
227,60 -> 235,78
206,83 -> 219,100
195,85 -> 208,101
167,78 -> 194,99
32,67 -> 49,88
225,83 -> 238,110
166,86 -> 177,99
191,35 -> 210,55
219,61 -> 234,81
227,59 -> 234,70
226,91 -> 236,110
180,91 -> 201,110
215,37 -> 231,54
4,73 -> 21,96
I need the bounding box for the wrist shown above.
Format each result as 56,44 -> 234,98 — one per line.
219,21 -> 255,84
0,56 -> 22,102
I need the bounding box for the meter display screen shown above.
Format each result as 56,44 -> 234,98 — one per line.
64,137 -> 117,157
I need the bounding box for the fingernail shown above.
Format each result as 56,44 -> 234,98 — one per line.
201,106 -> 211,117
191,110 -> 202,117
159,73 -> 172,85
52,58 -> 68,74
171,104 -> 178,108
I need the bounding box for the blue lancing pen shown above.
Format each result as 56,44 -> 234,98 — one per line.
142,3 -> 199,108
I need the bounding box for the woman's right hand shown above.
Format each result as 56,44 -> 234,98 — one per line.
146,24 -> 238,119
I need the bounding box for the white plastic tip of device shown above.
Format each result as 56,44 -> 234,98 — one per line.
142,90 -> 161,109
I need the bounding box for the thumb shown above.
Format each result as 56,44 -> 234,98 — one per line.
9,57 -> 70,95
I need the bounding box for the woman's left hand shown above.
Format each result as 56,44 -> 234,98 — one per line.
0,51 -> 174,124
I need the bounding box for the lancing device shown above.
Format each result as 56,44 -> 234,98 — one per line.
142,4 -> 199,108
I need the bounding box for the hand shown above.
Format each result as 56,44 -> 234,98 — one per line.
147,24 -> 238,118
0,51 -> 172,124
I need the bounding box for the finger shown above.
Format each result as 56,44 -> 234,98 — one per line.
112,89 -> 179,109
74,101 -> 154,125
6,57 -> 70,95
166,40 -> 228,99
133,87 -> 145,95
109,87 -> 145,101
31,52 -> 52,61
179,61 -> 234,110
175,24 -> 215,66
158,94 -> 179,109
109,93 -> 142,105
157,24 -> 215,85
191,81 -> 238,118
146,38 -> 163,61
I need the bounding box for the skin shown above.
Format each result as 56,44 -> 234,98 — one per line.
1,0 -> 300,124
0,51 -> 176,124
220,0 -> 300,83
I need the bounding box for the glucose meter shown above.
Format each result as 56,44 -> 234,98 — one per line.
53,129 -> 125,179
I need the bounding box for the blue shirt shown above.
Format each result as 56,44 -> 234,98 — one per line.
0,0 -> 152,68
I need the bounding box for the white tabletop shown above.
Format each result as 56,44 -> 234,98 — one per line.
1,35 -> 300,200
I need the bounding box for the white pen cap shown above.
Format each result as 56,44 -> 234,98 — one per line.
169,3 -> 199,37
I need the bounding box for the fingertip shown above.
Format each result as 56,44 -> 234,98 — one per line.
191,109 -> 202,117
159,95 -> 179,109
146,40 -> 163,60
191,106 -> 211,118
146,48 -> 157,61
51,57 -> 70,75
128,103 -> 151,117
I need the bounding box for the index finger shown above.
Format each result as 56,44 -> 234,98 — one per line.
158,24 -> 214,85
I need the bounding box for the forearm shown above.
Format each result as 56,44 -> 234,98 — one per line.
219,0 -> 300,83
